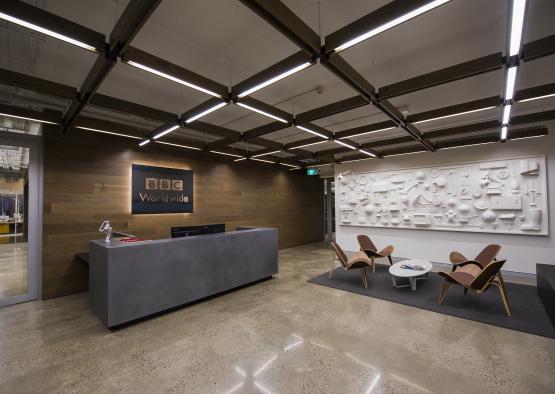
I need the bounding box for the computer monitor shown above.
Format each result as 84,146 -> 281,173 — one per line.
171,223 -> 225,238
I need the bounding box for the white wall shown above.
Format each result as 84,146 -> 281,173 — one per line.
335,122 -> 555,275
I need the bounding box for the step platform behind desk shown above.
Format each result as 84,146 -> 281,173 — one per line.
89,227 -> 278,328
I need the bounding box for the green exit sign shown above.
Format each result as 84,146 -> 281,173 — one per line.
306,168 -> 318,176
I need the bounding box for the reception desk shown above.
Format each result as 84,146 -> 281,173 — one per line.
89,227 -> 278,327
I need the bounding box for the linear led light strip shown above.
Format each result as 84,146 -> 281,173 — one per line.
237,62 -> 312,98
333,140 -> 357,150
153,102 -> 228,140
518,93 -> 555,103
153,124 -> 180,140
156,141 -> 202,150
250,157 -> 275,164
210,150 -> 244,158
76,126 -> 142,140
0,112 -> 58,125
234,157 -> 247,162
413,107 -> 496,125
339,126 -> 394,139
334,0 -> 451,52
289,140 -> 328,149
279,162 -> 300,169
509,0 -> 527,56
126,60 -> 222,98
359,149 -> 377,157
295,125 -> 329,139
236,102 -> 288,123
0,12 -> 97,52
251,150 -> 280,158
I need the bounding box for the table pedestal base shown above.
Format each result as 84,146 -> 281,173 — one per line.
391,272 -> 429,291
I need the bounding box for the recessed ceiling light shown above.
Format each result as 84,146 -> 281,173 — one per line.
185,102 -> 228,123
0,112 -> 58,125
509,0 -> 527,56
236,102 -> 288,123
153,124 -> 180,140
0,12 -> 98,52
334,0 -> 452,52
295,125 -> 328,139
126,60 -> 222,98
237,62 -> 312,97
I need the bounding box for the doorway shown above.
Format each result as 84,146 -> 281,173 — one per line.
0,132 -> 41,307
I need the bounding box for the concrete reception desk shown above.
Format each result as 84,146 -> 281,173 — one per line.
89,227 -> 278,327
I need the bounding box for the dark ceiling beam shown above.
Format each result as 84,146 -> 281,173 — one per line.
406,96 -> 502,124
121,46 -> 229,98
0,68 -> 77,100
321,53 -> 434,151
284,136 -> 327,150
62,0 -> 162,132
521,34 -> 555,62
206,136 -> 241,150
323,0 -> 445,54
89,93 -> 178,123
295,95 -> 369,124
515,82 -> 555,102
231,51 -> 313,98
423,120 -> 500,139
237,0 -> 321,56
435,126 -> 548,150
0,0 -> 106,52
0,103 -> 62,124
376,145 -> 429,158
242,121 -> 289,140
378,53 -> 503,100
72,116 -> 148,139
334,120 -> 397,139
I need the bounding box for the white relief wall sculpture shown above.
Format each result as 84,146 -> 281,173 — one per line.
337,155 -> 549,235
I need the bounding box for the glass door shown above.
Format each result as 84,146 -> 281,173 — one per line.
0,133 -> 41,307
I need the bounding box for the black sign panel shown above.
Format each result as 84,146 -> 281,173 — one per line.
132,164 -> 193,214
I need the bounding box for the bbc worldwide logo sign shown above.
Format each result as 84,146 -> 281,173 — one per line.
132,164 -> 193,214
145,178 -> 183,191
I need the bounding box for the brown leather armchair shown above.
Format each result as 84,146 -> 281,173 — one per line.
438,258 -> 511,317
357,235 -> 394,273
329,242 -> 373,288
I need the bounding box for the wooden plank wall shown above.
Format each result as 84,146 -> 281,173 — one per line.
42,129 -> 324,299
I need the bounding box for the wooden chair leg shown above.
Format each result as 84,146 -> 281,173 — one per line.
359,267 -> 368,288
329,256 -> 337,279
496,274 -> 511,317
439,280 -> 451,303
387,255 -> 393,265
371,257 -> 375,273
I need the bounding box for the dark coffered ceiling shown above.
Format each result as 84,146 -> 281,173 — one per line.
0,0 -> 554,170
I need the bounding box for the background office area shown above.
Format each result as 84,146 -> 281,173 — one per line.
0,0 -> 554,393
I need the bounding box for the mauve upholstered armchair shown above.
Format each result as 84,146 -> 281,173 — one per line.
357,235 -> 394,273
329,242 -> 373,288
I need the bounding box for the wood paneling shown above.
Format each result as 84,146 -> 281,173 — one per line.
42,128 -> 323,299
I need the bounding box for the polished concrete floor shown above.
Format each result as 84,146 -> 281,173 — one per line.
0,243 -> 554,393
0,241 -> 28,298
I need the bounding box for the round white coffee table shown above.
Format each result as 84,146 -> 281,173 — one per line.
389,259 -> 433,291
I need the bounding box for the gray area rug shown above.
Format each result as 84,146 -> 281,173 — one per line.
309,263 -> 555,339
